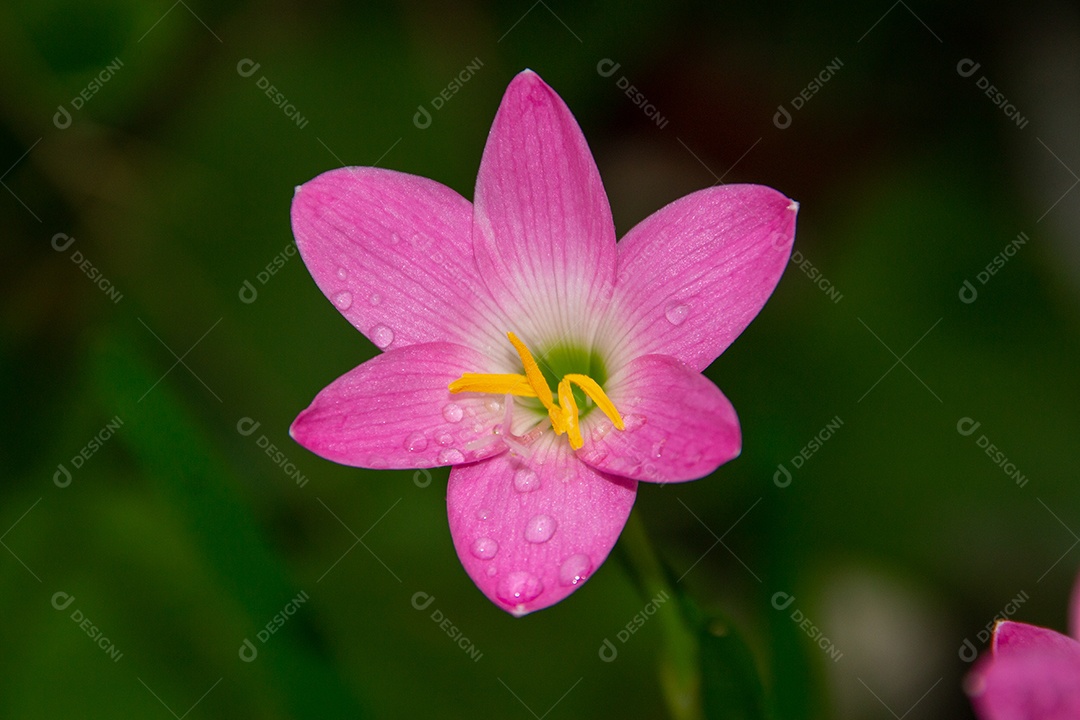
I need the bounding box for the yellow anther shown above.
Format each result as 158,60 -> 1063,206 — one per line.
564,374 -> 625,430
507,332 -> 554,410
449,373 -> 536,397
558,377 -> 584,449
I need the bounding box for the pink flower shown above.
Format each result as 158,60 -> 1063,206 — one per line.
967,571 -> 1080,719
289,70 -> 797,615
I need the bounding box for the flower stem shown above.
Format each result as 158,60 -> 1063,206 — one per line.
619,509 -> 703,720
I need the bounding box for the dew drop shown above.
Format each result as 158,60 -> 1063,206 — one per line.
591,421 -> 613,441
336,267 -> 348,280
442,403 -> 463,423
470,537 -> 498,560
369,293 -> 382,306
665,302 -> 689,325
404,432 -> 428,453
370,324 -> 394,349
437,448 -> 465,464
524,514 -> 557,543
437,433 -> 454,446
623,413 -> 646,432
559,554 -> 592,586
333,291 -> 353,310
390,232 -> 401,245
497,571 -> 543,604
651,439 -> 666,459
513,468 -> 540,493
487,566 -> 498,577
477,508 -> 492,521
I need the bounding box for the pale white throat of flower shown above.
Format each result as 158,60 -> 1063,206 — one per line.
449,332 -> 625,450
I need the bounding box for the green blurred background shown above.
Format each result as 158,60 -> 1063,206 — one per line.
3,1 -> 1079,718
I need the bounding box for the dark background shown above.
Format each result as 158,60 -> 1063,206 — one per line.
3,1 -> 1079,718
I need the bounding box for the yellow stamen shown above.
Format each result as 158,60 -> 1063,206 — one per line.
449,373 -> 536,397
507,332 -> 554,410
564,374 -> 625,430
448,332 -> 622,451
557,377 -> 584,449
507,332 -> 571,436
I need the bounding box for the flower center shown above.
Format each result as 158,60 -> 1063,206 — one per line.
448,332 -> 624,450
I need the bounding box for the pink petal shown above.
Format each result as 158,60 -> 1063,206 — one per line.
968,622 -> 1080,720
599,185 -> 798,372
446,435 -> 636,615
472,70 -> 617,348
291,342 -> 507,469
291,167 -> 509,354
992,620 -> 1080,660
576,354 -> 740,483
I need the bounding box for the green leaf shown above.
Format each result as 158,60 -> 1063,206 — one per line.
88,324 -> 370,719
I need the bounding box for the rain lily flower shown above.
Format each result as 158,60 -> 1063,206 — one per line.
967,569 -> 1080,719
289,70 -> 797,615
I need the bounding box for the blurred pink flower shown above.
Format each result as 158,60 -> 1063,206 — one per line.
289,69 -> 797,615
967,570 -> 1080,719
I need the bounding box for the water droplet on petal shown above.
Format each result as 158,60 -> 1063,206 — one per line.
559,554 -> 592,586
333,291 -> 353,310
370,325 -> 394,349
477,508 -> 492,521
623,413 -> 646,432
497,571 -> 543,604
513,468 -> 540,493
369,293 -> 382,306
471,537 -> 498,560
651,439 -> 666,459
442,403 -> 463,423
437,448 -> 464,464
524,514 -> 557,543
404,432 -> 428,452
390,233 -> 401,245
665,302 -> 689,325
336,267 -> 348,280
591,420 -> 613,441
437,433 -> 454,446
